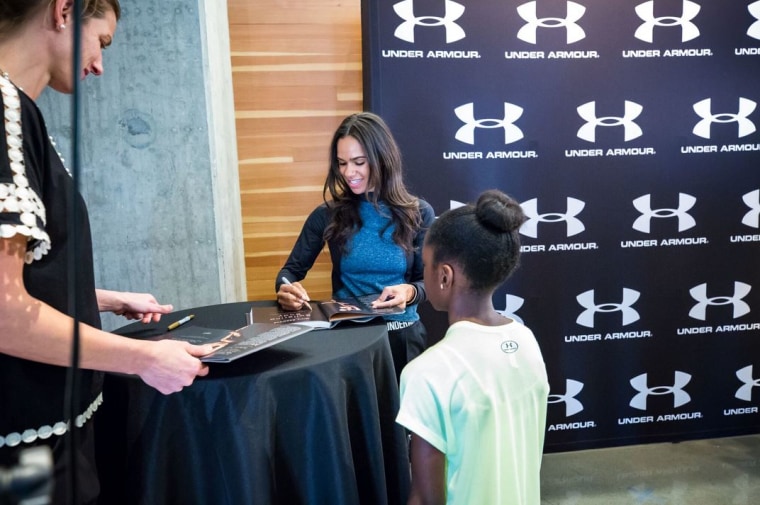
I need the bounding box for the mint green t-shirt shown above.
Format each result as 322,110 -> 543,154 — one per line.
397,320 -> 549,505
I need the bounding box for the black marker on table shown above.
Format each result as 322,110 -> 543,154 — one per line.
167,314 -> 195,331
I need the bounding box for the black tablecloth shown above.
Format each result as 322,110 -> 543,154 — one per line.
95,302 -> 410,505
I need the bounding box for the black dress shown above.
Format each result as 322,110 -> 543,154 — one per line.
0,75 -> 103,504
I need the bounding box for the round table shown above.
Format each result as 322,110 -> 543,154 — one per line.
95,301 -> 410,505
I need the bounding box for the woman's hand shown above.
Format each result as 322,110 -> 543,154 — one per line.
371,284 -> 415,310
96,289 -> 173,324
277,281 -> 312,311
136,340 -> 214,394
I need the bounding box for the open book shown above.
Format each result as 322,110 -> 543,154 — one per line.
252,294 -> 404,329
155,323 -> 314,362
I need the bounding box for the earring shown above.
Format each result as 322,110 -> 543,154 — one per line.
59,23 -> 66,30
440,284 -> 444,290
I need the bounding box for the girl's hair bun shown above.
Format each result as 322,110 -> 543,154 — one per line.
475,189 -> 526,233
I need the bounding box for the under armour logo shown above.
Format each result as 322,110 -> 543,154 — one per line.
454,103 -> 524,145
576,289 -> 640,328
516,1 -> 586,44
689,282 -> 752,321
742,190 -> 760,228
501,341 -> 519,353
634,0 -> 701,43
630,372 -> 692,410
548,379 -> 584,417
632,193 -> 696,233
748,1 -> 760,40
520,197 -> 585,238
736,365 -> 760,402
577,101 -> 643,142
393,0 -> 466,43
693,98 -> 757,139
497,294 -> 525,325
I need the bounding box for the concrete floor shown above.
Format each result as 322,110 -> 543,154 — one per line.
541,434 -> 760,504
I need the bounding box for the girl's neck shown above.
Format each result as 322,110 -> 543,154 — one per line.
446,294 -> 510,327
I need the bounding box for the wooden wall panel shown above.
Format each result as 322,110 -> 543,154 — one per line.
227,0 -> 362,301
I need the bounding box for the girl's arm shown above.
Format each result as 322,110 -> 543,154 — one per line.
408,433 -> 447,505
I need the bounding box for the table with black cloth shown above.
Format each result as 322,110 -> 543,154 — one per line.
95,301 -> 410,505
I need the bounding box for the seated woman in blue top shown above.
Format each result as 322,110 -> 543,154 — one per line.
276,112 -> 435,381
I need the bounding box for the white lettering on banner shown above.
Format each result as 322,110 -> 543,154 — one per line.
736,48 -> 760,56
504,51 -> 545,59
656,412 -> 702,421
520,244 -> 545,252
564,330 -> 654,343
381,50 -> 482,59
620,238 -> 708,248
486,151 -> 538,159
659,237 -> 708,246
381,50 -> 424,58
681,145 -> 718,153
618,416 -> 654,425
676,326 -> 713,335
606,147 -> 656,156
547,50 -> 600,59
547,421 -> 596,431
715,323 -> 760,332
442,151 -> 482,159
618,413 -> 704,425
730,234 -> 760,243
425,50 -> 480,59
721,144 -> 760,152
565,149 -> 603,157
663,48 -> 712,57
681,144 -> 760,154
564,334 -> 602,342
565,148 -> 656,157
724,407 -> 758,416
548,242 -> 598,251
622,49 -> 661,58
620,240 -> 658,248
620,49 -> 712,58
604,331 -> 652,340
676,323 -> 760,334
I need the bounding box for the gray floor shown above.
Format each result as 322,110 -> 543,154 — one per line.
541,434 -> 760,504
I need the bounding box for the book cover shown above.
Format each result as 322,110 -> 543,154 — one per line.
156,323 -> 314,362
252,294 -> 404,329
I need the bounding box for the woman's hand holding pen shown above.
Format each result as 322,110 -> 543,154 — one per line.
277,278 -> 312,311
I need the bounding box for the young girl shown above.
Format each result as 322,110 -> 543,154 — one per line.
396,189 -> 550,505
276,112 -> 435,381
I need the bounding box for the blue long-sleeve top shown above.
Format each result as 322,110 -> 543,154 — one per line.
277,198 -> 435,322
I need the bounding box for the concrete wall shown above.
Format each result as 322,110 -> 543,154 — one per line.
38,0 -> 245,330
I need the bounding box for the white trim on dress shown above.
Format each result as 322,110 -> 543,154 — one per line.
0,74 -> 51,264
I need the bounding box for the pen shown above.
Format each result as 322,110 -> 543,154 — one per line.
281,277 -> 312,311
167,314 -> 195,331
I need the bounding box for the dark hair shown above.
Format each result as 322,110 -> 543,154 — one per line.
426,189 -> 526,291
0,0 -> 121,39
323,112 -> 421,252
